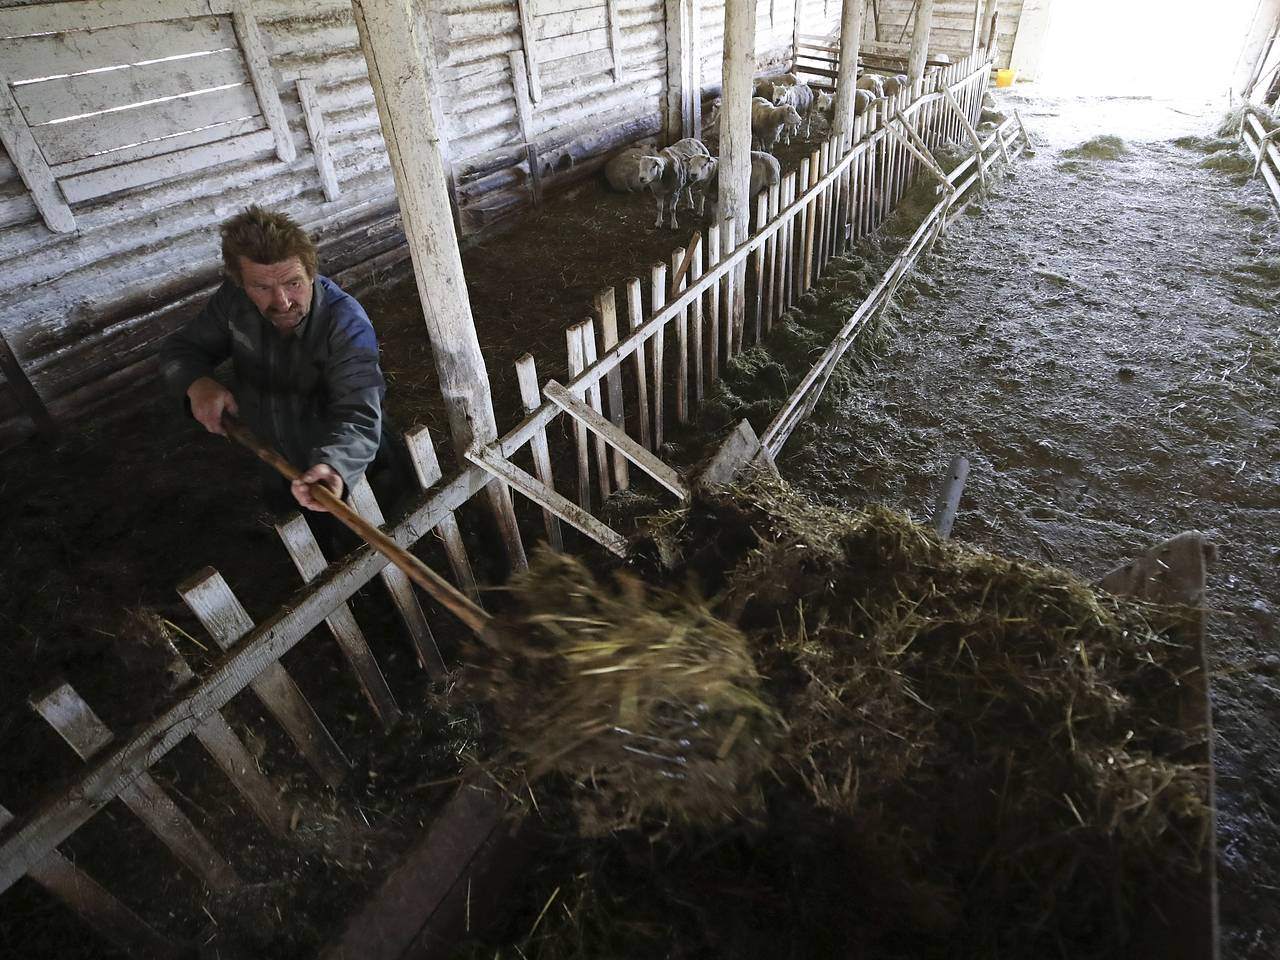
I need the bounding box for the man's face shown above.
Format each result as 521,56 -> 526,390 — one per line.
239,256 -> 313,335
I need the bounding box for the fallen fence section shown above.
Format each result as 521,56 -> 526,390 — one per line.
1240,104 -> 1280,213
0,53 -> 1024,959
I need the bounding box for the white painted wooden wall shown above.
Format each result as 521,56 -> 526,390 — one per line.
870,0 -> 1025,67
0,0 -> 668,444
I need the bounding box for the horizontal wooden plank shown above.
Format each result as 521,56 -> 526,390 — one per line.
538,7 -> 607,40
0,15 -> 237,85
30,82 -> 260,165
50,113 -> 264,177
538,26 -> 609,65
15,47 -> 249,126
0,0 -> 232,39
57,127 -> 275,203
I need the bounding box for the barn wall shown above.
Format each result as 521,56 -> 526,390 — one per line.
697,0 -> 844,92
869,0 -> 1025,68
0,0 -> 669,443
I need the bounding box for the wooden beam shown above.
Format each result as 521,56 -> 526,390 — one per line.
664,0 -> 694,142
594,287 -> 630,490
179,568 -> 350,789
833,0 -> 866,151
403,426 -> 483,604
0,76 -> 75,234
606,0 -> 626,82
30,682 -> 239,893
543,381 -> 689,501
508,51 -> 543,207
514,355 -> 565,551
353,0 -> 526,572
722,0 -> 755,347
0,803 -> 180,960
348,477 -> 446,677
276,513 -> 402,727
907,0 -> 935,83
232,1 -> 296,164
296,78 -> 341,201
0,329 -> 57,437
467,445 -> 630,558
515,0 -> 544,102
0,1 -> 233,38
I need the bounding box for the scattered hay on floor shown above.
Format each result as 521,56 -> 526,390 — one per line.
458,475 -> 1211,959
1062,134 -> 1130,161
460,549 -> 780,834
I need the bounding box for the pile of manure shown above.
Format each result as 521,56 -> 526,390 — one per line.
454,475 -> 1210,959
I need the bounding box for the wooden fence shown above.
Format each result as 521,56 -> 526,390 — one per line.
0,52 -> 1027,958
1240,104 -> 1280,213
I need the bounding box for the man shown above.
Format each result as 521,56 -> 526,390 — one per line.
162,205 -> 403,527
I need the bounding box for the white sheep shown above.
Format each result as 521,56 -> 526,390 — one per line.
604,147 -> 664,193
751,99 -> 802,152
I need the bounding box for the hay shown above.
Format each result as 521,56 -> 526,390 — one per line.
1062,135 -> 1130,161
459,476 -> 1210,959
460,549 -> 780,833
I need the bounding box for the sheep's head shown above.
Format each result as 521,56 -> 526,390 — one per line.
780,105 -> 802,125
689,155 -> 717,184
771,84 -> 791,106
816,91 -> 834,113
638,155 -> 665,185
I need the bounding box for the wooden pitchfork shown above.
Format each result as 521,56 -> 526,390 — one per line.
222,414 -> 491,636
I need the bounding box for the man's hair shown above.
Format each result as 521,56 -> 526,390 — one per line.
220,205 -> 319,282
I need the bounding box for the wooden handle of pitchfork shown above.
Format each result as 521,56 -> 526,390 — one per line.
221,414 -> 491,635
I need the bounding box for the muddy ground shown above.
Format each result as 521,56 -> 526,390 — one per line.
776,92 -> 1280,958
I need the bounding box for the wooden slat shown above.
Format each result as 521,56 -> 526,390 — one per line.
154,646 -> 293,838
0,803 -> 179,959
403,426 -> 482,604
0,0 -> 233,39
721,216 -> 738,358
565,321 -> 591,512
0,77 -> 75,233
276,514 -> 401,728
508,51 -> 542,207
580,317 -> 611,500
649,262 -> 666,449
13,48 -> 248,126
753,193 -> 768,346
765,180 -> 780,327
232,0 -> 296,163
689,241 -> 704,405
468,446 -> 629,558
50,112 -> 264,176
30,682 -> 239,892
706,225 -> 720,382
179,568 -> 350,788
0,15 -> 237,85
296,78 -> 341,201
29,82 -> 260,165
671,246 -> 689,424
543,381 -> 690,501
56,128 -> 274,204
515,0 -> 543,102
514,354 -> 565,551
594,287 -> 629,491
606,0 -> 625,81
348,476 -> 446,678
623,277 -> 652,450
0,329 -> 57,436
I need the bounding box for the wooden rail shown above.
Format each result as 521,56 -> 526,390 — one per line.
0,53 -> 1012,957
1240,105 -> 1280,213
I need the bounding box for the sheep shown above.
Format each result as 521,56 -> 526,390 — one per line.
753,72 -> 799,99
604,146 -> 664,193
853,88 -> 875,118
882,74 -> 909,98
704,151 -> 782,228
810,90 -> 836,137
751,99 -> 802,152
651,137 -> 717,229
856,74 -> 884,98
772,80 -> 815,141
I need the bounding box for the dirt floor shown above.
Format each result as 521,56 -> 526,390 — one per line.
775,91 -> 1280,958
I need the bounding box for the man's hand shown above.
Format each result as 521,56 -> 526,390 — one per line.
292,463 -> 344,512
187,377 -> 238,435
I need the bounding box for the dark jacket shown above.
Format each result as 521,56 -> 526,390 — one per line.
161,275 -> 385,491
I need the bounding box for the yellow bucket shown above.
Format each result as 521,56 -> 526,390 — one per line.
994,68 -> 1016,88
